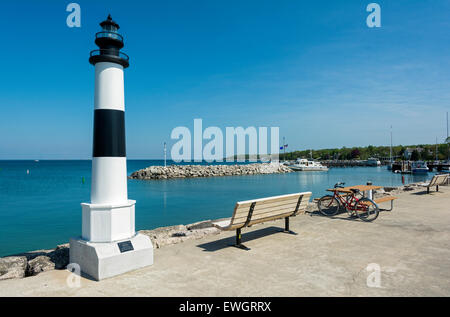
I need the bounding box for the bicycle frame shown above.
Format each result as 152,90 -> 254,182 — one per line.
319,183 -> 379,221
331,190 -> 368,213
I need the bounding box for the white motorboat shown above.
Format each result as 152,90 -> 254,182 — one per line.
411,161 -> 429,174
366,157 -> 381,166
290,159 -> 329,171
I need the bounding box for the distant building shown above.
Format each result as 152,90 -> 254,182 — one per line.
404,147 -> 424,159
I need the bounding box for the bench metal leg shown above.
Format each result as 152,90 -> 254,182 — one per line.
381,200 -> 394,212
436,185 -> 439,192
427,187 -> 430,194
388,200 -> 394,211
283,217 -> 298,235
233,228 -> 250,250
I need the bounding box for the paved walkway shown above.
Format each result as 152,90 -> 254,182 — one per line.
1,186 -> 450,296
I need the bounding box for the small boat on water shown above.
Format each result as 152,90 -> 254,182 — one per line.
366,157 -> 381,166
290,158 -> 329,171
440,161 -> 450,173
411,161 -> 429,174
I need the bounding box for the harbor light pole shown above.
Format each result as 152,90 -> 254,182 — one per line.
70,15 -> 153,281
164,142 -> 167,168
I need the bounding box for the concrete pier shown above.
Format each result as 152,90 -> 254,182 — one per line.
2,186 -> 450,296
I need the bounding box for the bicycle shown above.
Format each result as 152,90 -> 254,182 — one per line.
317,182 -> 380,222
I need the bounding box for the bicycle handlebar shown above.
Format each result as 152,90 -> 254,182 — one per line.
334,182 -> 345,188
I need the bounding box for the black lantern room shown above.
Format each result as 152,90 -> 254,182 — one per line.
89,15 -> 129,68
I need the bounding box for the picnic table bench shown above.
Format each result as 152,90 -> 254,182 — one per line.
212,192 -> 312,250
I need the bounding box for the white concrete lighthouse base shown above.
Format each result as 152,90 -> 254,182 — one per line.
81,200 -> 136,242
69,233 -> 153,281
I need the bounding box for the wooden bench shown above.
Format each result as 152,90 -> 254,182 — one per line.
418,174 -> 449,194
212,192 -> 312,250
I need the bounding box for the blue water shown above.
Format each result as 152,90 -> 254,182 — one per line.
0,160 -> 433,257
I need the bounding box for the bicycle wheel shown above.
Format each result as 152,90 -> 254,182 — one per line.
355,198 -> 379,222
318,195 -> 340,217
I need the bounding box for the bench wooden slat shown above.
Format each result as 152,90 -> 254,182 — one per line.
233,200 -> 310,225
233,205 -> 256,218
232,196 -> 302,219
247,212 -> 295,227
233,195 -> 304,219
235,197 -> 308,216
373,196 -> 398,204
234,198 -> 300,216
234,203 -> 299,222
236,193 -> 303,208
229,212 -> 298,230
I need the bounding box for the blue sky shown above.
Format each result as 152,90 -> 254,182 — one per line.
0,0 -> 449,159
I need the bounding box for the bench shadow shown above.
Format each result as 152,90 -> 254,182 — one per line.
411,191 -> 442,196
307,210 -> 355,219
306,209 -> 391,222
197,226 -> 285,252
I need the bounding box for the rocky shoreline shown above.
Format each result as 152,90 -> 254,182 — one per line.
129,163 -> 293,180
0,183 -> 427,281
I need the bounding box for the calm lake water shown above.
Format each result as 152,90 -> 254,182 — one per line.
0,160 -> 433,256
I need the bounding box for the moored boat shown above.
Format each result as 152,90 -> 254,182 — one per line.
366,157 -> 381,166
411,161 -> 429,174
290,159 -> 329,171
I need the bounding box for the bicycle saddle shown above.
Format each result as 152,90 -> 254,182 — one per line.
350,188 -> 360,194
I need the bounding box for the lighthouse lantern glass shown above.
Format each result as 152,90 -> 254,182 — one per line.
100,24 -> 121,41
103,24 -> 118,33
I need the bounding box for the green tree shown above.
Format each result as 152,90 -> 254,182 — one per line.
420,149 -> 431,161
351,149 -> 360,159
411,150 -> 420,161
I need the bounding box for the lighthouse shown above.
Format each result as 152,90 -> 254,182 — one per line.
70,15 -> 153,281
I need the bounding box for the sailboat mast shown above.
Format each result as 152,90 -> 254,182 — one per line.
390,125 -> 393,162
436,137 -> 438,161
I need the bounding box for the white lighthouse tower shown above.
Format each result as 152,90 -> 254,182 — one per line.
70,15 -> 153,281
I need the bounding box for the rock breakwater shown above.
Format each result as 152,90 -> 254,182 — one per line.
129,163 -> 293,180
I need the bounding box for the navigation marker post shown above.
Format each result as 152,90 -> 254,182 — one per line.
70,15 -> 153,281
164,142 -> 167,168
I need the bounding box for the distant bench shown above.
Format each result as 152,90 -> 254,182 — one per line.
418,174 -> 449,194
212,192 -> 312,250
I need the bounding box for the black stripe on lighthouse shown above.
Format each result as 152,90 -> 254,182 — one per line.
93,109 -> 126,157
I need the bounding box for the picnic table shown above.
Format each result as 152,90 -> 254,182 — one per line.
327,185 -> 382,193
327,184 -> 397,211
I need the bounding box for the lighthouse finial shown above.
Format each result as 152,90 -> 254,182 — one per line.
107,14 -> 112,21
